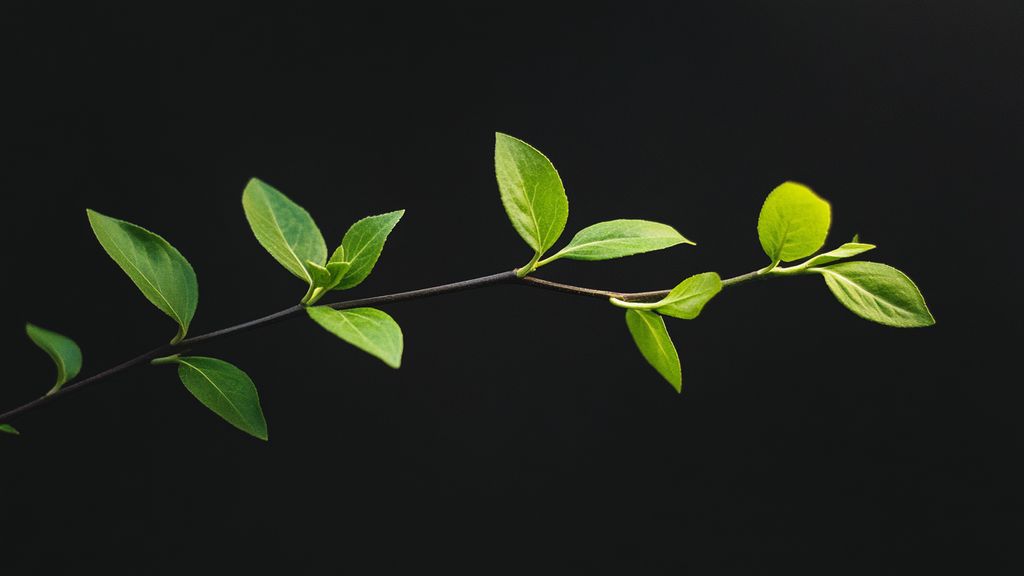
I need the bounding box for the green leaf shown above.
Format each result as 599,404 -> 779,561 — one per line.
26,323 -> 83,395
173,356 -> 268,440
494,132 -> 568,264
653,272 -> 723,320
330,210 -> 404,290
625,310 -> 682,392
540,219 -> 694,265
0,424 -> 19,435
307,306 -> 403,368
757,181 -> 832,264
87,209 -> 199,343
793,242 -> 876,270
242,178 -> 327,287
813,261 -> 935,327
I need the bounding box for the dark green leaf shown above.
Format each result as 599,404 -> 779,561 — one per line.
0,424 -> 19,435
173,356 -> 268,440
87,209 -> 198,343
242,178 -> 327,286
26,323 -> 82,394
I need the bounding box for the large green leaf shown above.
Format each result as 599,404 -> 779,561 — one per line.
813,261 -> 935,327
540,219 -> 693,265
173,356 -> 268,440
625,310 -> 682,392
0,424 -> 19,435
242,178 -> 327,285
26,323 -> 82,395
494,132 -> 568,262
757,181 -> 831,264
330,210 -> 404,290
87,210 -> 198,343
653,272 -> 722,320
307,306 -> 403,368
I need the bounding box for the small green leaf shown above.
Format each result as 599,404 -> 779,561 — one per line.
539,219 -> 693,265
625,310 -> 682,392
813,261 -> 935,327
87,209 -> 199,343
307,306 -> 403,368
653,272 -> 723,320
242,178 -> 327,288
330,210 -> 404,290
0,424 -> 19,435
757,181 -> 832,264
307,260 -> 333,287
172,356 -> 268,440
494,133 -> 569,266
793,242 -> 876,270
26,323 -> 83,395
326,262 -> 350,287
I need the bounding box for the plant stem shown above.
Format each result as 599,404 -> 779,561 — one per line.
0,266 -> 768,424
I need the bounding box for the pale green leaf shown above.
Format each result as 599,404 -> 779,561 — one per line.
306,260 -> 333,288
307,306 -> 403,368
813,261 -> 935,327
653,272 -> 722,320
796,242 -> 876,269
0,424 -> 19,435
330,210 -> 404,290
494,132 -> 568,258
87,209 -> 198,343
757,181 -> 831,263
26,323 -> 82,394
174,356 -> 268,440
625,309 -> 682,392
325,262 -> 351,290
541,219 -> 693,265
242,178 -> 327,285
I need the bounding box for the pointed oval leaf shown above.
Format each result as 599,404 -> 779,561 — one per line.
625,310 -> 682,392
174,356 -> 268,440
757,181 -> 831,263
26,323 -> 82,393
87,209 -> 198,342
330,210 -> 404,290
813,261 -> 935,327
307,306 -> 403,368
543,219 -> 694,263
0,424 -> 19,435
494,132 -> 568,257
796,242 -> 876,269
653,272 -> 722,320
242,178 -> 327,285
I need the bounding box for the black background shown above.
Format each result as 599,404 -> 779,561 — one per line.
2,2 -> 1021,573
